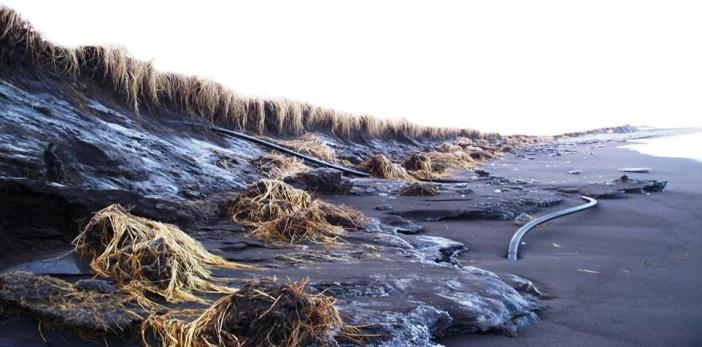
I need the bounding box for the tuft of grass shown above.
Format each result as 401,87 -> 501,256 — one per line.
280,133 -> 337,162
144,278 -> 360,347
398,183 -> 440,196
252,152 -> 309,180
0,271 -> 145,334
317,201 -> 370,231
229,180 -> 367,244
229,180 -> 315,228
462,146 -> 493,161
436,142 -> 463,153
403,152 -> 433,172
73,204 -> 255,307
425,150 -> 476,173
0,6 -> 488,141
252,208 -> 345,245
358,154 -> 414,181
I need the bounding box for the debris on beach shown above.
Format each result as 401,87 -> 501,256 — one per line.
284,168 -> 353,194
317,200 -> 370,231
144,278 -> 358,347
281,133 -> 337,162
556,176 -> 668,198
502,273 -> 544,297
619,167 -> 652,173
229,180 -> 315,227
399,182 -> 440,196
73,204 -> 252,305
403,152 -> 433,172
514,213 -> 535,226
252,152 -> 309,180
425,150 -> 476,173
230,180 -> 368,243
359,154 -> 415,180
251,207 -> 346,244
474,169 -> 491,177
0,271 -> 147,333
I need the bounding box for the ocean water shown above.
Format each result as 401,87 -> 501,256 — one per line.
622,131 -> 702,162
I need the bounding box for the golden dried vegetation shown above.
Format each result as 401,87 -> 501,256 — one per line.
0,6 -> 486,141
252,152 -> 309,180
280,133 -> 337,162
229,180 -> 368,244
358,154 -> 415,180
73,204 -> 254,307
144,278 -> 358,347
398,182 -> 440,196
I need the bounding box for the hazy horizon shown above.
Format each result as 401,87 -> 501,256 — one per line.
4,0 -> 701,135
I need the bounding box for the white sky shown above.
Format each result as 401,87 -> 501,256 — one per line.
4,0 -> 701,135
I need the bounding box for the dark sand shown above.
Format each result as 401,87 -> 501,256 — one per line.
1,139 -> 699,347
436,142 -> 702,346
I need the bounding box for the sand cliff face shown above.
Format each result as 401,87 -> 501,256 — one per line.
0,39 -> 541,347
3,5 -> 672,346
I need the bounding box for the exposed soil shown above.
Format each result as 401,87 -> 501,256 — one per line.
1,56 -> 698,346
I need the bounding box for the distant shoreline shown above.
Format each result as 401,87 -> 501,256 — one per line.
620,130 -> 702,162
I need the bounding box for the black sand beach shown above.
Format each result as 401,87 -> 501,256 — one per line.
436,142 -> 702,346
3,135 -> 701,347
1,7 -> 700,345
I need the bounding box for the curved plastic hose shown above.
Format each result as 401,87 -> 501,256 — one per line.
507,196 -> 597,261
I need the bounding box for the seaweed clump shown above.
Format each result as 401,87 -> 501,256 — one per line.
145,278 -> 358,347
74,204 -> 254,306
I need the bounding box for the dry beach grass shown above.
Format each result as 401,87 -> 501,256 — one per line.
229,180 -> 367,244
74,204 -> 254,307
0,6 -> 489,141
144,278 -> 358,347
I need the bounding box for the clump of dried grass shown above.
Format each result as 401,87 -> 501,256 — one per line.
463,146 -> 493,161
403,152 -> 433,172
358,154 -> 414,181
425,150 -> 476,173
317,201 -> 370,231
436,142 -> 463,153
73,204 -> 254,307
281,133 -> 337,162
252,152 -> 309,180
454,137 -> 474,147
0,271 -> 146,334
398,183 -> 440,196
252,208 -> 345,245
144,278 -> 359,347
0,6 -> 488,141
229,180 -> 314,227
229,180 -> 368,244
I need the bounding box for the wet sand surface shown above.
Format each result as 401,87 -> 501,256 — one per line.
436,143 -> 702,346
